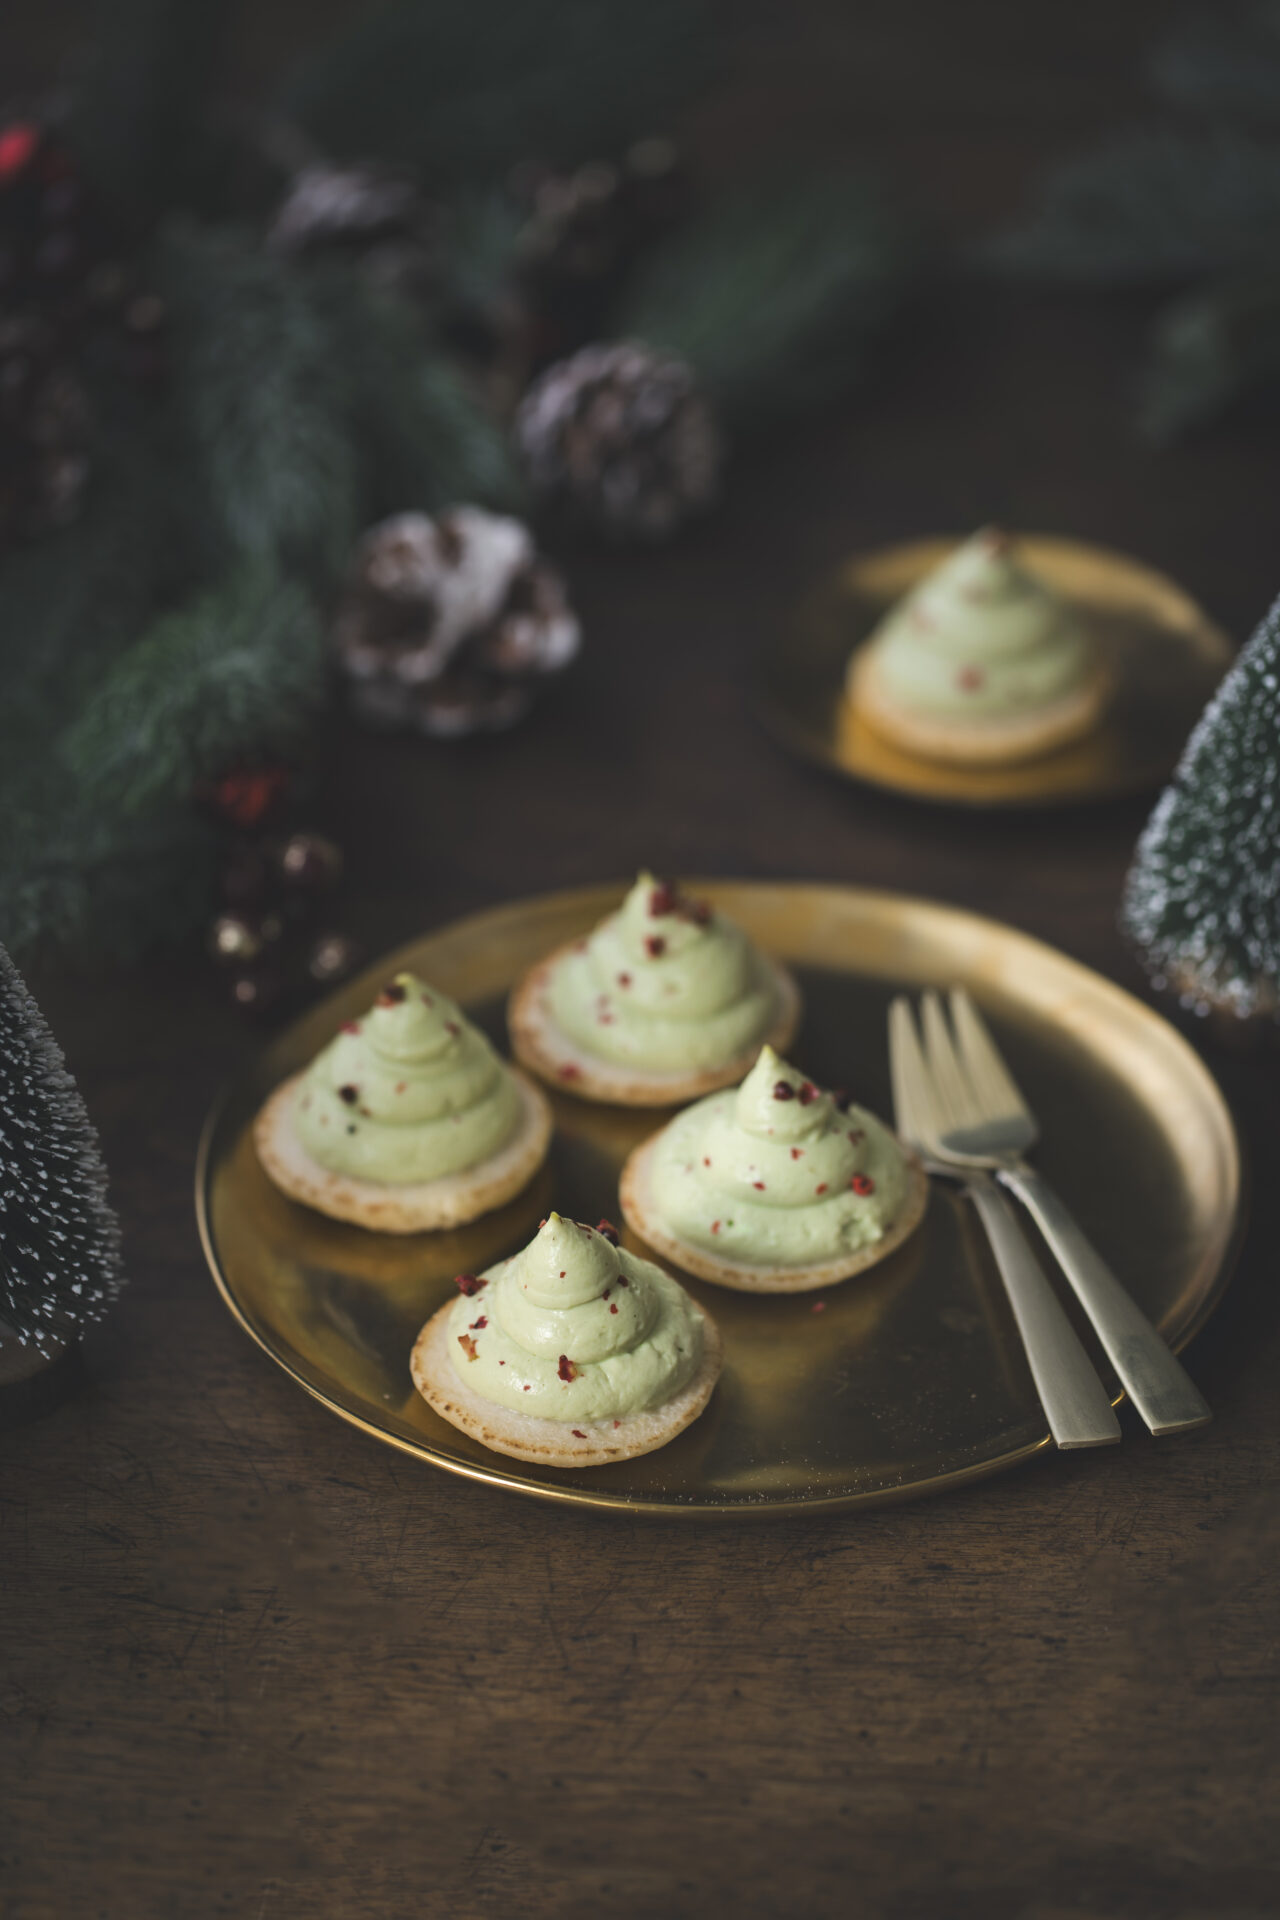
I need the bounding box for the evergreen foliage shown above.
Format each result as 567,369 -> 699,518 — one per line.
282,0 -> 713,184
989,7 -> 1280,437
618,170 -> 912,436
1122,588 -> 1280,1017
0,945 -> 123,1355
59,565 -> 324,816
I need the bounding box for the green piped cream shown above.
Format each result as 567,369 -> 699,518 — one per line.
546,872 -> 781,1073
447,1213 -> 705,1421
862,528 -> 1094,720
293,971 -> 521,1184
646,1045 -> 910,1268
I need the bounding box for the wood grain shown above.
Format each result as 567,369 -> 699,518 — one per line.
4,5 -> 1280,1915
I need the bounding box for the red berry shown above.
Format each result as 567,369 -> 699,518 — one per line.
850,1173 -> 875,1196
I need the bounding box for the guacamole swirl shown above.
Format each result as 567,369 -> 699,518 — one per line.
294,971 -> 522,1184
645,1045 -> 910,1267
546,873 -> 781,1072
447,1212 -> 705,1421
865,528 -> 1093,720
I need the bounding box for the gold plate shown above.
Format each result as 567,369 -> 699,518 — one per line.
196,882 -> 1242,1518
757,536 -> 1234,808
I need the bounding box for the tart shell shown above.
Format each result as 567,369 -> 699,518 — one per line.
847,644 -> 1110,767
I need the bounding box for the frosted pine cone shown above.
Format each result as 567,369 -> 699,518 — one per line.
513,340 -> 722,541
332,506 -> 580,737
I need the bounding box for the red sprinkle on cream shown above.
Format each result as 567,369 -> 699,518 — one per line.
851,1173 -> 875,1196
798,1081 -> 819,1106
815,1183 -> 828,1194
790,1148 -> 803,1160
558,1354 -> 579,1382
337,1084 -> 358,1105
644,934 -> 666,958
752,1180 -> 766,1190
469,1315 -> 488,1330
610,1304 -> 618,1314
773,1081 -> 795,1101
649,882 -> 677,916
596,1218 -> 619,1244
340,1021 -> 361,1035
455,1273 -> 485,1296
377,983 -> 406,1006
572,1430 -> 587,1439
711,1220 -> 721,1234
558,1064 -> 581,1081
617,972 -> 632,988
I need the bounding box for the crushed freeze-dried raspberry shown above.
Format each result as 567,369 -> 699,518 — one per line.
377,982 -> 407,1005
454,1273 -> 485,1296
790,1148 -> 803,1160
337,1084 -> 359,1105
617,972 -> 632,988
773,1080 -> 795,1101
616,1275 -> 629,1287
684,898 -> 712,926
457,1334 -> 479,1361
596,1218 -> 619,1244
798,1081 -> 818,1106
711,1220 -> 721,1234
340,1021 -> 361,1035
610,1304 -> 618,1314
644,934 -> 666,958
833,1089 -> 852,1112
703,1156 -> 711,1167
558,1064 -> 581,1081
847,1128 -> 865,1145
613,1420 -> 621,1429
752,1180 -> 766,1190
851,1173 -> 875,1196
558,1354 -> 579,1382
815,1183 -> 828,1194
469,1315 -> 488,1330
649,881 -> 677,916
572,1430 -> 587,1439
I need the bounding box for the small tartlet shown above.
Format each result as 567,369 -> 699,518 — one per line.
620,1045 -> 927,1293
509,873 -> 801,1106
255,970 -> 551,1233
846,527 -> 1110,767
412,1212 -> 722,1465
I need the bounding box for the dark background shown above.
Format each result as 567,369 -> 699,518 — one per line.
5,6 -> 1280,1919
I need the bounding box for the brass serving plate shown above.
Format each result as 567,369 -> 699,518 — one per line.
758,536 -> 1234,808
196,882 -> 1242,1518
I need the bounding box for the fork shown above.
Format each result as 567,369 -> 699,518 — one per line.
889,998 -> 1121,1449
917,987 -> 1211,1437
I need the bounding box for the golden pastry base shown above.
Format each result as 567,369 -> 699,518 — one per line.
757,535 -> 1234,808
196,881 -> 1242,1518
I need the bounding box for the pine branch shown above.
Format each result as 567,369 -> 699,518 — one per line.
59,564 -> 325,817
1140,276 -> 1280,441
312,266 -> 522,513
987,127 -> 1280,284
280,0 -> 714,184
617,169 -> 912,435
1148,3 -> 1280,122
159,225 -> 361,578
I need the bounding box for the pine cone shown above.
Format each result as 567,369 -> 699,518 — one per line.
513,340 -> 721,541
332,507 -> 580,736
267,161 -> 435,298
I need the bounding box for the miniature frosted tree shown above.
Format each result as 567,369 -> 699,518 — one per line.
1123,587 -> 1280,1020
0,944 -> 123,1356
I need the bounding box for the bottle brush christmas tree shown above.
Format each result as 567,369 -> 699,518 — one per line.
1122,587 -> 1280,1022
0,945 -> 123,1359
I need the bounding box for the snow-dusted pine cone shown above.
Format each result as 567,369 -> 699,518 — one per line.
331,506 -> 581,737
513,340 -> 722,541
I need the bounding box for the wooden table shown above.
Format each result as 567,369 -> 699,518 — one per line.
6,9 -> 1280,1916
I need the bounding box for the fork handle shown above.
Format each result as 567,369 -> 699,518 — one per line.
997,1165 -> 1211,1436
965,1174 -> 1121,1449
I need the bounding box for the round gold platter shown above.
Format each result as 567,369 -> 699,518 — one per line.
196,882 -> 1242,1519
757,535 -> 1234,808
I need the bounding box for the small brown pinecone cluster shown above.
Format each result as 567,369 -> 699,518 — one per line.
513,341 -> 721,542
266,160 -> 436,300
0,120 -> 168,546
331,506 -> 580,736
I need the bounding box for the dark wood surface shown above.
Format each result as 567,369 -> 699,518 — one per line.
6,9 -> 1280,1917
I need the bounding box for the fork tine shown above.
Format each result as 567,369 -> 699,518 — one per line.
920,990 -> 980,1130
888,997 -> 934,1151
950,988 -> 1032,1124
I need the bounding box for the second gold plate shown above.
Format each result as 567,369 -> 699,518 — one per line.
758,536 -> 1234,808
196,882 -> 1242,1518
